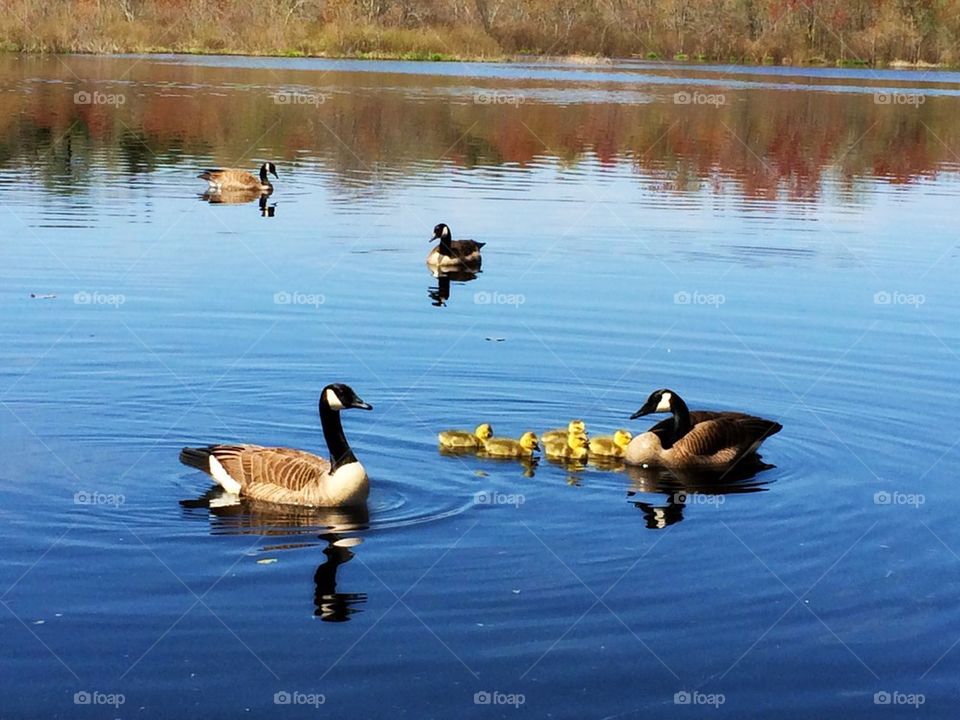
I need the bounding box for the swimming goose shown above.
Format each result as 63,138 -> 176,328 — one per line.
542,419 -> 586,444
624,389 -> 781,470
481,431 -> 539,458
438,423 -> 493,451
179,384 -> 372,507
198,162 -> 277,193
427,223 -> 485,270
589,429 -> 633,458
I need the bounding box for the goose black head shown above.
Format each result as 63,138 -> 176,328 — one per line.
630,389 -> 677,419
321,384 -> 372,413
260,162 -> 278,182
430,223 -> 451,243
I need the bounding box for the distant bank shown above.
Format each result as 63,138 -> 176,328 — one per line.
3,0 -> 957,68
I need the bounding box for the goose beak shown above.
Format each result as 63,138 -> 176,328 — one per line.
351,399 -> 373,410
630,401 -> 657,420
428,235 -> 439,242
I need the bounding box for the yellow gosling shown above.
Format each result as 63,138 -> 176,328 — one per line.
589,429 -> 633,458
482,431 -> 539,458
438,423 -> 493,451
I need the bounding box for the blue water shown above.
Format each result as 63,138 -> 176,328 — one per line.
1,54 -> 959,718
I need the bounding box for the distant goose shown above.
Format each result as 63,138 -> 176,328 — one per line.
625,389 -> 781,470
427,223 -> 484,270
481,431 -> 539,458
179,384 -> 372,507
199,162 -> 277,193
438,423 -> 493,451
542,419 -> 586,444
589,429 -> 633,458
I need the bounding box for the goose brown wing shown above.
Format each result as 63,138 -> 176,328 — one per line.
206,444 -> 331,491
676,414 -> 782,457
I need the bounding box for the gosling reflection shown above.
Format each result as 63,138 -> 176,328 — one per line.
180,489 -> 367,620
200,189 -> 276,216
427,268 -> 479,307
624,461 -> 774,530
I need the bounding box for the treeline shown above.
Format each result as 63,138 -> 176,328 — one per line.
3,0 -> 959,65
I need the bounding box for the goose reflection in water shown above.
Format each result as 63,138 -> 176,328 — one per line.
180,489 -> 367,621
624,460 -> 775,530
200,190 -> 277,217
427,268 -> 479,307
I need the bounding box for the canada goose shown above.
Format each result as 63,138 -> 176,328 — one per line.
544,433 -> 589,461
625,389 -> 781,470
199,162 -> 278,193
179,384 -> 372,507
542,419 -> 586,444
589,429 -> 633,458
438,423 -> 493,451
427,223 -> 484,270
481,431 -> 539,458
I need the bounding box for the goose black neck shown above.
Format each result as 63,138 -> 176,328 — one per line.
670,396 -> 692,439
320,403 -> 357,472
437,235 -> 453,256
259,166 -> 270,185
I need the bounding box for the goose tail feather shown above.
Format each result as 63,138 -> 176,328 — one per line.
179,446 -> 214,472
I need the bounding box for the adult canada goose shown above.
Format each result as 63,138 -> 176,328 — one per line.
625,389 -> 781,470
438,423 -> 493,451
589,429 -> 633,458
481,431 -> 539,458
544,433 -> 589,461
179,384 -> 372,507
542,419 -> 587,444
427,223 -> 485,270
199,162 -> 278,193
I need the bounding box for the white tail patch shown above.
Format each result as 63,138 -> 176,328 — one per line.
208,454 -> 242,494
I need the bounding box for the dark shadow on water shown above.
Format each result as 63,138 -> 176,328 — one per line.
180,489 -> 367,621
199,190 -> 276,217
428,269 -> 479,307
623,458 -> 775,530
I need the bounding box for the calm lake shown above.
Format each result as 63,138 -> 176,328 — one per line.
1,54 -> 959,718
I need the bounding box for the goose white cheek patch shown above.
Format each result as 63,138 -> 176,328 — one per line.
656,393 -> 673,412
324,388 -> 344,410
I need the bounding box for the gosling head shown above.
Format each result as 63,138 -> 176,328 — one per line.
430,223 -> 451,243
567,419 -> 586,434
474,423 -> 494,441
321,383 -> 373,413
519,431 -> 539,451
567,433 -> 589,451
613,429 -> 633,448
630,388 -> 676,419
